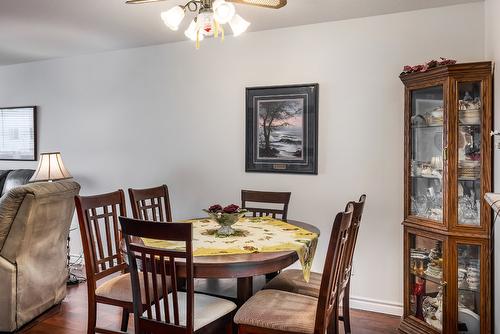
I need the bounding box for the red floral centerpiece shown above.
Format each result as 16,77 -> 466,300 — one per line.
401,57 -> 457,75
203,204 -> 247,236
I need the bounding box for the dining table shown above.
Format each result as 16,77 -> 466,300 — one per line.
129,217 -> 320,306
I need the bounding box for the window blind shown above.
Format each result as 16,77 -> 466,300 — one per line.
0,107 -> 35,160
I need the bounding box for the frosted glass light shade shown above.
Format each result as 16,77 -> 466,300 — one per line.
29,152 -> 72,182
185,19 -> 204,41
213,0 -> 235,24
229,14 -> 250,36
161,6 -> 185,31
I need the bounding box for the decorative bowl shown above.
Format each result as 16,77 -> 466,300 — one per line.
203,209 -> 247,236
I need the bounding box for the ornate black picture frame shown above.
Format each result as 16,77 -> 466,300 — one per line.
245,84 -> 318,174
0,106 -> 37,161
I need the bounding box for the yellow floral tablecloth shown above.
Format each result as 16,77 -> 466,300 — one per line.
143,216 -> 318,282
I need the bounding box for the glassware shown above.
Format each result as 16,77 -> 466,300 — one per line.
457,244 -> 480,333
409,234 -> 444,332
457,83 -> 482,227
410,86 -> 444,223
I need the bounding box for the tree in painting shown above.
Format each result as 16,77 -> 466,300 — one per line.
258,99 -> 303,159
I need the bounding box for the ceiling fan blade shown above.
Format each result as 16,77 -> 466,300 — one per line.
227,0 -> 287,9
126,0 -> 167,4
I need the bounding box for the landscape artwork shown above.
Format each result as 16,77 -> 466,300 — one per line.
246,84 -> 318,174
257,98 -> 304,160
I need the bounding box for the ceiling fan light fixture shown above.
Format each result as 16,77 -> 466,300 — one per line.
229,14 -> 250,36
161,5 -> 185,31
213,0 -> 236,24
131,0 -> 276,47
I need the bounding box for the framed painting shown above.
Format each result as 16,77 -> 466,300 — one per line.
0,106 -> 37,161
246,84 -> 318,174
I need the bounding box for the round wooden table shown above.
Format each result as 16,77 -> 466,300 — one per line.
187,219 -> 319,305
128,219 -> 319,305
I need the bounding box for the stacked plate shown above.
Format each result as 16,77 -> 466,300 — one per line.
424,244 -> 443,279
459,109 -> 481,125
426,107 -> 444,126
459,97 -> 481,125
459,160 -> 480,179
466,259 -> 480,291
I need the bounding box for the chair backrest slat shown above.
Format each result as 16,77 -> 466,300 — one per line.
120,217 -> 194,334
129,185 -> 173,222
159,255 -> 171,324
314,204 -> 353,332
75,190 -> 128,295
150,255 -> 162,322
103,205 -> 115,269
241,190 -> 291,220
141,252 -> 153,318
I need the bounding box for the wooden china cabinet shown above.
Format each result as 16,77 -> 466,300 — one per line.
399,62 -> 493,334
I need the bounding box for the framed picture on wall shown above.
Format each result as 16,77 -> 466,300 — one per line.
0,106 -> 37,161
246,84 -> 318,174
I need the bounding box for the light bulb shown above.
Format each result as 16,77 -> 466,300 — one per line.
185,19 -> 204,41
229,14 -> 250,37
161,6 -> 185,31
213,0 -> 236,24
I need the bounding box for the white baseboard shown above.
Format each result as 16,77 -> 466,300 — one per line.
349,295 -> 403,316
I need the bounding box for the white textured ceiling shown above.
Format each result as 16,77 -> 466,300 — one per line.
0,0 -> 481,66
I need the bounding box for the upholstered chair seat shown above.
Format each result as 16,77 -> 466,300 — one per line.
264,269 -> 321,298
95,273 -> 170,304
147,292 -> 237,331
234,289 -> 318,333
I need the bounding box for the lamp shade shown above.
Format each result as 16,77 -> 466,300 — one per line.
161,5 -> 185,31
29,152 -> 72,182
213,0 -> 235,24
229,14 -> 250,36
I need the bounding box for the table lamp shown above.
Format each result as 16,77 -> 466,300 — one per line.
29,152 -> 72,182
29,151 -> 78,284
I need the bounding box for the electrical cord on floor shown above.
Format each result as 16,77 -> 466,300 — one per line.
67,229 -> 87,285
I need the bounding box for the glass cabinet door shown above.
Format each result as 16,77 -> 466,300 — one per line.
457,244 -> 480,333
456,83 -> 482,227
409,233 -> 445,331
410,86 -> 444,223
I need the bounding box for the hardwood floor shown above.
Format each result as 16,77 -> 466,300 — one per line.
18,280 -> 401,334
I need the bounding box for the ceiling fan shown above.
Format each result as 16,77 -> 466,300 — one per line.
126,0 -> 287,48
126,0 -> 287,9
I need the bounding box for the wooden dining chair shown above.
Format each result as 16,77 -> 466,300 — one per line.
241,190 -> 291,221
75,190 -> 132,334
263,194 -> 366,333
129,184 -> 173,222
241,189 -> 292,281
119,217 -> 237,334
234,204 -> 354,334
338,194 -> 366,333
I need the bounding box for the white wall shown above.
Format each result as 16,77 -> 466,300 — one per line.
0,2 -> 485,315
485,0 -> 500,332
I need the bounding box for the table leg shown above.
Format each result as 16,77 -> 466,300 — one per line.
237,277 -> 253,306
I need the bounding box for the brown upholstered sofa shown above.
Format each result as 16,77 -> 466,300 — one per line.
0,169 -> 80,332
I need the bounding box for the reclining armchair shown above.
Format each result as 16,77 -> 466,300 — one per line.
0,169 -> 80,332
